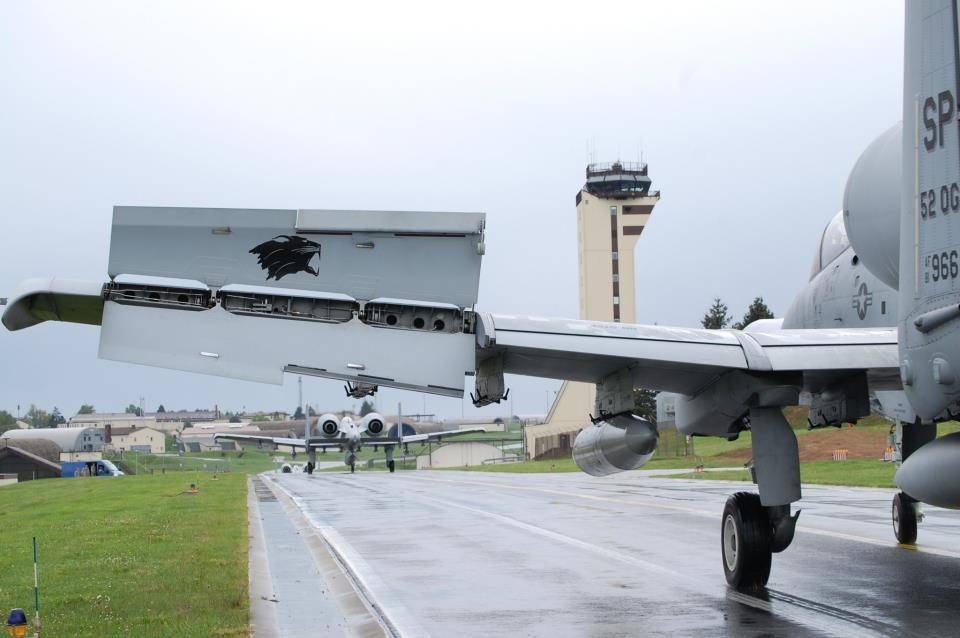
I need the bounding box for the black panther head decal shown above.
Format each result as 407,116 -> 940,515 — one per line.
249,235 -> 322,281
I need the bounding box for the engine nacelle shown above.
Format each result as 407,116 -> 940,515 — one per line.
843,122 -> 901,290
316,413 -> 340,438
573,414 -> 658,477
361,412 -> 386,437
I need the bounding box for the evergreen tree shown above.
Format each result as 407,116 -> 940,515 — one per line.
77,404 -> 95,415
46,407 -> 65,428
359,399 -> 375,416
293,406 -> 304,420
732,296 -> 775,330
633,388 -> 658,425
156,404 -> 166,413
125,404 -> 142,416
701,297 -> 731,329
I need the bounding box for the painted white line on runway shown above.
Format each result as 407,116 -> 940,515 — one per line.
409,474 -> 960,560
269,479 -> 430,638
406,489 -> 877,638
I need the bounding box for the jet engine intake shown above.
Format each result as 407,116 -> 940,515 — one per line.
362,412 -> 385,436
573,413 -> 658,477
317,413 -> 340,437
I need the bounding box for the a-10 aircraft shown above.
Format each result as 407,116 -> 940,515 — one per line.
213,412 -> 483,473
4,1 -> 960,592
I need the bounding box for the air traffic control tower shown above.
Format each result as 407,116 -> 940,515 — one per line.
525,161 -> 660,459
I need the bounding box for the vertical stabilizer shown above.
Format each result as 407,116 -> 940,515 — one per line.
900,0 -> 960,419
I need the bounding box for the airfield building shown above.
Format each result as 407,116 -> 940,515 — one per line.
526,161 -> 660,458
68,412 -> 159,431
105,426 -> 166,454
0,439 -> 62,481
2,427 -> 104,456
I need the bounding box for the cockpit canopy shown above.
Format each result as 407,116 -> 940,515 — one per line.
809,211 -> 850,280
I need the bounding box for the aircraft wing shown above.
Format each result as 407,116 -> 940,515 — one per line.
477,314 -> 900,396
390,426 -> 488,444
212,433 -> 342,450
1,280 -> 900,396
0,207 -> 900,404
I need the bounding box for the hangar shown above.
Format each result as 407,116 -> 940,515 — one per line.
2,427 -> 104,459
0,439 -> 62,481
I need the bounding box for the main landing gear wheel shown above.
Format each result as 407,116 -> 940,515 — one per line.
893,492 -> 918,544
387,460 -> 396,473
305,462 -> 314,475
721,492 -> 772,591
350,462 -> 356,474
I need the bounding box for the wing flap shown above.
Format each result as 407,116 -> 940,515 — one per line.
108,206 -> 485,307
98,300 -> 475,394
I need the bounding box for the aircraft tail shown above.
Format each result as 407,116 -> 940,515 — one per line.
898,0 -> 960,420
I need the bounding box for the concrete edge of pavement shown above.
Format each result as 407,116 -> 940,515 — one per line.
248,476 -> 281,638
259,473 -> 390,638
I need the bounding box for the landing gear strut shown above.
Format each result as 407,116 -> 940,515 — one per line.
385,446 -> 395,473
893,420 -> 935,544
720,407 -> 802,590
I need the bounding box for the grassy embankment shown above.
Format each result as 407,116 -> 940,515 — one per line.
0,473 -> 248,637
105,448 -> 293,475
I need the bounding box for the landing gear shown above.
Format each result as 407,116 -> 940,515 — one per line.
385,445 -> 395,473
719,407 -> 801,591
721,492 -> 772,590
305,462 -> 315,475
892,492 -> 918,544
893,420 -> 936,544
350,461 -> 356,474
388,460 -> 396,473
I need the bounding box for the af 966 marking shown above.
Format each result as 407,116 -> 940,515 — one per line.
924,250 -> 960,283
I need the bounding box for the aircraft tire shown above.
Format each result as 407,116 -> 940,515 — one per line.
388,460 -> 396,473
305,462 -> 314,475
350,462 -> 356,474
893,492 -> 918,544
721,492 -> 772,590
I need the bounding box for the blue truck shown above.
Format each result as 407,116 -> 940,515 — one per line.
61,460 -> 124,478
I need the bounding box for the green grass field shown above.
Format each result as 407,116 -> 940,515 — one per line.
107,449 -> 291,476
0,473 -> 248,637
672,460 -> 898,488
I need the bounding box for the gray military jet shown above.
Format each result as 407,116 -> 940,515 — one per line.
4,1 -> 960,592
214,411 -> 483,473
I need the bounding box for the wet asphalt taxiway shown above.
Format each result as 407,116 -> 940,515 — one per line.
260,470 -> 960,637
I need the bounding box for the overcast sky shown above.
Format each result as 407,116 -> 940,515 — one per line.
0,1 -> 904,420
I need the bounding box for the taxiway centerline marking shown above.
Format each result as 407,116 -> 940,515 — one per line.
404,474 -> 960,560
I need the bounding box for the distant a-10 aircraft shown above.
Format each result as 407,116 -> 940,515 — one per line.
5,1 -> 960,592
215,412 -> 482,473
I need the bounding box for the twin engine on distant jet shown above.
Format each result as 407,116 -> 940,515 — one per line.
317,413 -> 341,437
362,413 -> 385,436
572,414 -> 659,477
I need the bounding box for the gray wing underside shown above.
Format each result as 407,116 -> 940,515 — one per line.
479,314 -> 899,395
2,280 -> 900,397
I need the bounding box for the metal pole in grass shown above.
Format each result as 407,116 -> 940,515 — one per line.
32,537 -> 40,635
